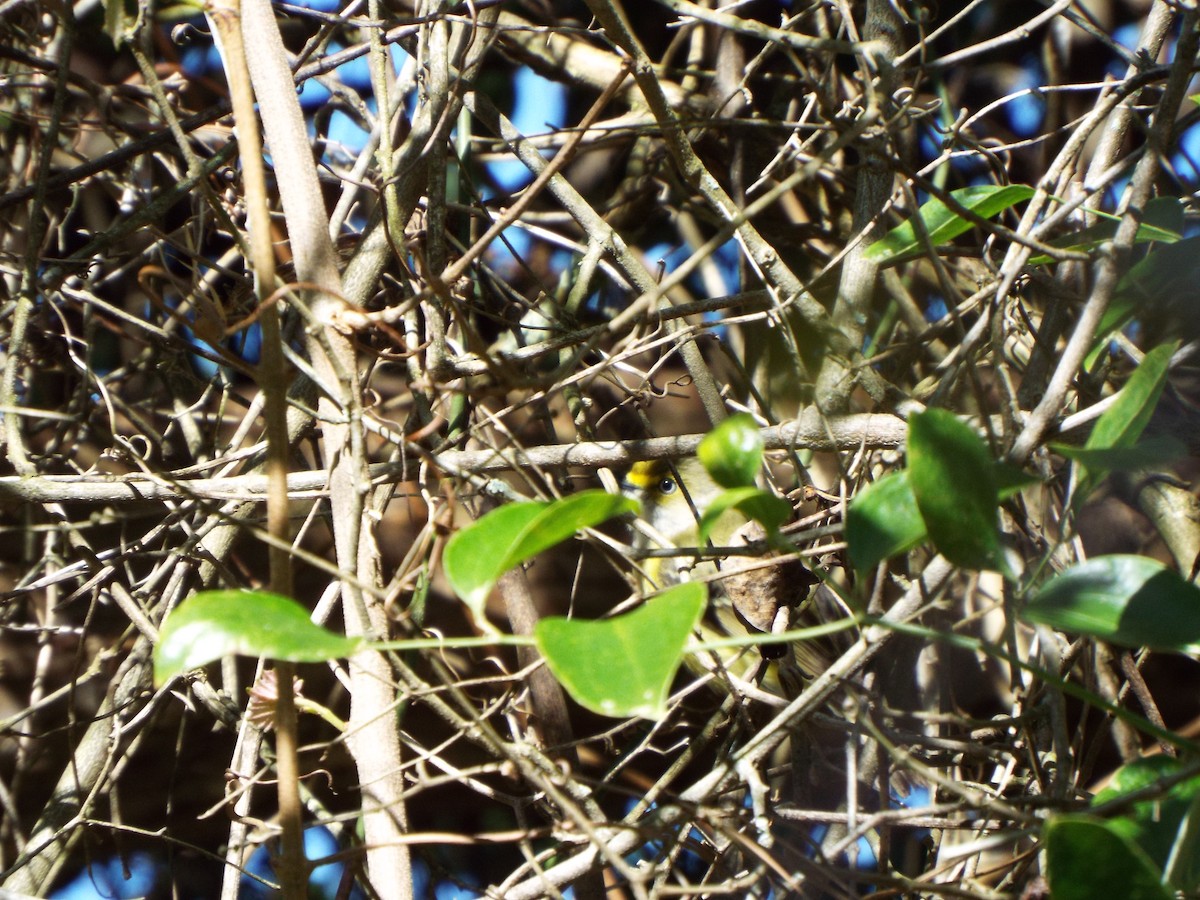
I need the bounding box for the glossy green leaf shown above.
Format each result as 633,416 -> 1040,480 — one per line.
535,583 -> 706,719
444,491 -> 638,631
994,461 -> 1042,498
1023,555 -> 1200,653
846,461 -> 1037,575
443,502 -> 545,622
1095,755 -> 1198,807
908,409 -> 1004,571
697,486 -> 792,545
1166,801 -> 1200,891
503,492 -> 638,577
866,184 -> 1035,264
1044,817 -> 1172,900
1093,756 -> 1200,891
1088,237 -> 1200,367
1087,343 -> 1177,452
1116,236 -> 1200,311
1053,434 -> 1185,473
154,591 -> 360,685
1028,196 -> 1183,265
698,414 -> 763,489
846,471 -> 926,574
1072,342 -> 1178,504
1086,302 -> 1133,370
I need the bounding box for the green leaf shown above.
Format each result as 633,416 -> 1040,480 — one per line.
1095,755 -> 1194,807
1088,237 -> 1200,367
698,414 -> 763,489
1166,795 -> 1200,891
994,461 -> 1042,498
154,591 -> 360,685
1044,816 -> 1173,900
1053,434 -> 1186,473
697,486 -> 792,545
444,491 -> 638,631
866,184 -> 1035,264
1119,236 -> 1200,312
846,471 -> 926,574
535,583 -> 706,719
1072,342 -> 1178,504
443,502 -> 544,622
1087,343 -> 1177,452
1093,757 -> 1200,891
1022,555 -> 1200,653
1028,196 -> 1183,265
846,461 -> 1038,575
907,409 -> 1004,572
500,492 -> 637,578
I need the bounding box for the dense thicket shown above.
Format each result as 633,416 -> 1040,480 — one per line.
1,2 -> 1198,898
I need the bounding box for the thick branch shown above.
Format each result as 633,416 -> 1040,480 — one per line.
0,412 -> 908,504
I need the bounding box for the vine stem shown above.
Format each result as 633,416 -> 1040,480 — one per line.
207,1 -> 306,895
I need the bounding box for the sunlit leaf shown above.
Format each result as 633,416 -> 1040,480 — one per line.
1044,817 -> 1173,900
1022,555 -> 1200,653
698,486 -> 791,545
443,502 -> 544,621
1028,196 -> 1183,265
847,461 -> 1037,575
1072,342 -> 1178,505
444,491 -> 638,631
535,583 -> 706,719
1053,434 -> 1185,473
1093,756 -> 1200,891
994,461 -> 1042,498
698,414 -> 763,489
154,591 -> 360,685
866,184 -> 1035,264
907,409 -> 1004,572
846,471 -> 925,574
503,492 -> 637,577
1087,343 -> 1177,452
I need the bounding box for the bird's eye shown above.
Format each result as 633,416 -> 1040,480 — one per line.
658,477 -> 677,495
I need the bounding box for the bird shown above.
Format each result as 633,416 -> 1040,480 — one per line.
621,457 -> 825,696
621,457 -> 742,588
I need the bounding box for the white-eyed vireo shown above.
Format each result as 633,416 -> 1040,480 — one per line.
622,458 -> 824,695
621,457 -> 742,588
